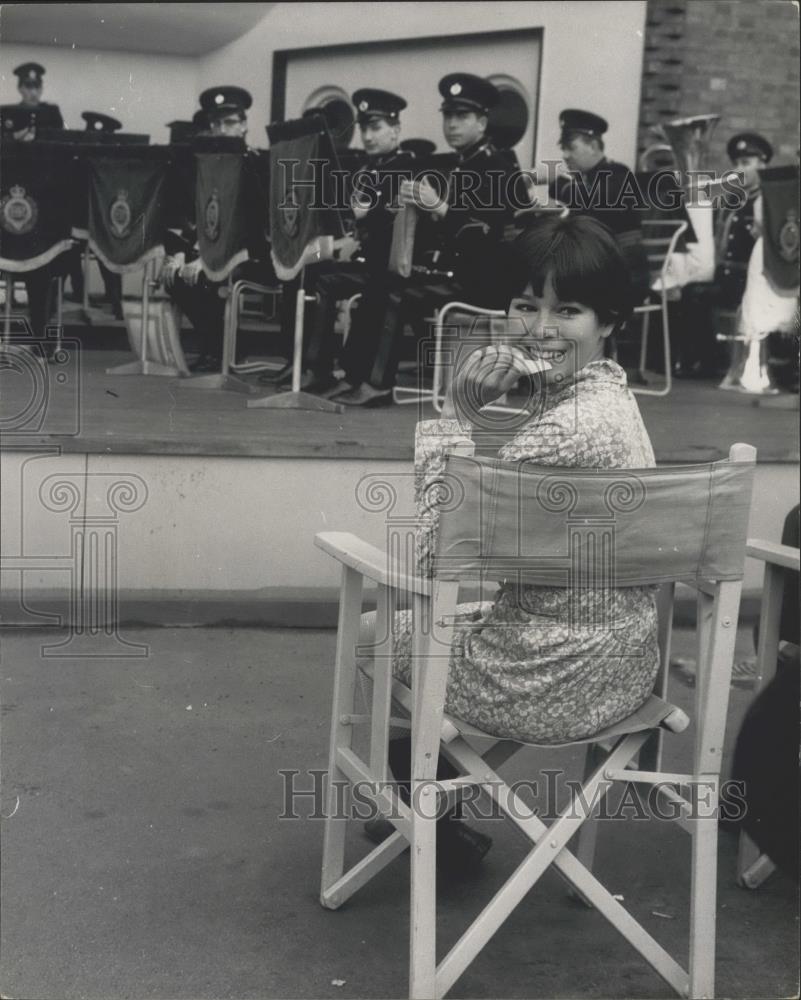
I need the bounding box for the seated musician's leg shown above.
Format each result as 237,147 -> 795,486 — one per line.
169,273 -> 225,372
63,244 -> 85,302
97,262 -> 123,320
304,265 -> 369,391
20,266 -> 54,343
336,274 -> 400,406
677,281 -> 717,376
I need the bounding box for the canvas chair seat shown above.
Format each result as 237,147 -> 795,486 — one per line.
357,652 -> 689,750
314,441 -> 756,999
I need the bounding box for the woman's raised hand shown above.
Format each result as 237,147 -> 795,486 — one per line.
441,345 -> 546,421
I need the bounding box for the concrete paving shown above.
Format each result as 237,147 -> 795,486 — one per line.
1,625 -> 798,1000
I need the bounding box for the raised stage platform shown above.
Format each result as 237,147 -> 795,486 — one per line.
1,326 -> 799,628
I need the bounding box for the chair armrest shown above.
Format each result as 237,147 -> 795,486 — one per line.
746,539 -> 800,571
315,531 -> 431,596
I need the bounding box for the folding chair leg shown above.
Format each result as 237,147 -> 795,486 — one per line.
568,742 -> 607,905
410,810 -> 438,999
320,566 -> 363,906
689,787 -> 718,998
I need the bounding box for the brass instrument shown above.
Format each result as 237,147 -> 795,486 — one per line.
639,114 -> 721,175
641,115 -> 721,286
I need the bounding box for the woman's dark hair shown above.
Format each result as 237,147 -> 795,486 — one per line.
509,214 -> 634,329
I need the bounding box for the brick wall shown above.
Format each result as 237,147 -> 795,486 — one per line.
638,0 -> 799,171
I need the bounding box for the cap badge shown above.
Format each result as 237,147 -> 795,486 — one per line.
450,83 -> 462,96
359,101 -> 368,112
1,184 -> 38,236
737,140 -> 747,150
215,94 -> 224,105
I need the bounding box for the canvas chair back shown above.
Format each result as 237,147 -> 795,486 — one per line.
433,452 -> 755,587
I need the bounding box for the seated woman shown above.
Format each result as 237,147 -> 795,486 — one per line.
362,214 -> 659,864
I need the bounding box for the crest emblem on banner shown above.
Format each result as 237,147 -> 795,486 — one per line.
109,189 -> 132,238
777,210 -> 799,263
205,189 -> 221,242
281,184 -> 300,237
0,184 -> 38,235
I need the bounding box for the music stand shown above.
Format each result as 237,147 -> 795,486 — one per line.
247,116 -> 347,413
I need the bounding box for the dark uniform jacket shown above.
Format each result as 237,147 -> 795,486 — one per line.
350,148 -> 416,270
550,157 -> 640,236
1,102 -> 64,136
713,187 -> 760,305
415,138 -> 512,288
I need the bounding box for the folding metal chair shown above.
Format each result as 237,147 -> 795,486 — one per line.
626,219 -> 688,397
224,278 -> 282,375
315,440 -> 756,999
735,535 -> 800,888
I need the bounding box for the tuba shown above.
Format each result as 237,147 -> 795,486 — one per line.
640,115 -> 720,285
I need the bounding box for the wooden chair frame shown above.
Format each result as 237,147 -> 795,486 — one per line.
315,442 -> 756,999
735,537 -> 800,889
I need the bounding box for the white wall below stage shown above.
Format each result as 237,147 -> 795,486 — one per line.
1,450 -> 797,618
0,41 -> 200,144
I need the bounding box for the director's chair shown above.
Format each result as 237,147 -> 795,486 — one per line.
315,440 -> 756,999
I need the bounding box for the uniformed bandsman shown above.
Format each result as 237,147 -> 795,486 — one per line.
162,87 -> 279,372
1,63 -> 64,141
332,72 -> 514,406
295,88 -> 414,394
200,85 -> 251,140
545,109 -> 649,301
548,110 -> 642,233
677,131 -> 773,377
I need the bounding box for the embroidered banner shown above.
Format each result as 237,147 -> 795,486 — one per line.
267,118 -> 344,281
760,165 -> 799,291
87,156 -> 167,273
0,146 -> 74,271
194,153 -> 249,282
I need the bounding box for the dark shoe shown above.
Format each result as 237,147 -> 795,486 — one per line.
674,361 -> 712,379
437,816 -> 492,874
319,379 -> 353,400
303,374 -> 342,395
362,814 -> 492,874
189,354 -> 222,373
338,383 -> 393,408
364,816 -> 396,844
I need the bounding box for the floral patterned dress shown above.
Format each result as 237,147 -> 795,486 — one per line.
390,359 -> 660,745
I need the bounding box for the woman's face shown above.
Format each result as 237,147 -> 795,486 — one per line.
507,274 -> 613,385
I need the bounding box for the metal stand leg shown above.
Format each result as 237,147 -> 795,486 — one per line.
107,261 -> 181,376
181,274 -> 253,393
249,267 -> 343,412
